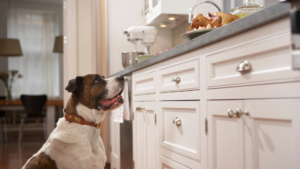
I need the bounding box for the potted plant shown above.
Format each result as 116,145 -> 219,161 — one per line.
0,70 -> 22,100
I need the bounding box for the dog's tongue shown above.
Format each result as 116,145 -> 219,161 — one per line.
99,95 -> 122,108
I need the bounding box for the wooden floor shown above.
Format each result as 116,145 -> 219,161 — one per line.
0,131 -> 110,169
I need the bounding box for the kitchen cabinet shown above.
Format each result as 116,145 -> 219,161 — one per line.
133,71 -> 156,96
134,101 -> 157,169
159,101 -> 201,161
160,155 -> 190,169
159,59 -> 200,93
131,17 -> 300,169
142,0 -> 195,26
207,100 -> 300,169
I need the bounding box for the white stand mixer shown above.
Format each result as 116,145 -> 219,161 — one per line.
124,26 -> 158,55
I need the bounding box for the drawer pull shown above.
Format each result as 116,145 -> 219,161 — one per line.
228,108 -> 249,118
173,117 -> 182,126
172,76 -> 181,84
136,106 -> 144,111
236,60 -> 252,73
236,108 -> 249,118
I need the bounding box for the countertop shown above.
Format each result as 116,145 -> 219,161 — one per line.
110,2 -> 290,77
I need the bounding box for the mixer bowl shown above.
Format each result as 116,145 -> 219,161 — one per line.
122,51 -> 145,68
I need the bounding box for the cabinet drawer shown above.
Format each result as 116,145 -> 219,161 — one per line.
133,71 -> 156,95
160,155 -> 190,169
207,34 -> 300,89
159,101 -> 201,161
159,59 -> 199,93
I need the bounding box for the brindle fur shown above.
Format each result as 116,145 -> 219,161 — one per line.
24,152 -> 58,169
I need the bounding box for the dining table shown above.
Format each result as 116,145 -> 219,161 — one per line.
0,99 -> 63,137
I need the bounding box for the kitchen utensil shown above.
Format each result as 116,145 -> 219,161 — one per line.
180,28 -> 217,40
122,52 -> 145,68
124,26 -> 158,55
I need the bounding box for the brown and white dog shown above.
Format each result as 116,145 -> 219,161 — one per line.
22,74 -> 124,169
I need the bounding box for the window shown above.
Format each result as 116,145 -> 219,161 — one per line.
8,9 -> 61,99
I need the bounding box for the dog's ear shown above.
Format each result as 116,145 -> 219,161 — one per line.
65,76 -> 83,93
65,79 -> 76,93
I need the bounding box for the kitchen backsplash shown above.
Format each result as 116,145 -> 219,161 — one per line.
172,21 -> 190,47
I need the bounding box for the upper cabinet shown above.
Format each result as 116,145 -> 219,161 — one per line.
142,0 -> 195,27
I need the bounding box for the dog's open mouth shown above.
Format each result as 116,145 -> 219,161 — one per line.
98,89 -> 124,108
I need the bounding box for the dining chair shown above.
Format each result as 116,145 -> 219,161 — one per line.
19,95 -> 47,143
0,96 -> 8,143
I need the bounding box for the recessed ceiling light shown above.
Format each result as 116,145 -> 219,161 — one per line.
168,17 -> 176,20
160,23 -> 167,27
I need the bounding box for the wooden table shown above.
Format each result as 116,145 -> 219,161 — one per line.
0,100 -> 63,137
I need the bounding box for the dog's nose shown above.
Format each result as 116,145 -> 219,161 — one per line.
117,76 -> 124,81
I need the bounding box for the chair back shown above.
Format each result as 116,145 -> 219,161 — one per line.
0,96 -> 5,117
20,95 -> 47,117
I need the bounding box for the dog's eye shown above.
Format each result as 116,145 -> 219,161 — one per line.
101,76 -> 105,79
95,79 -> 99,83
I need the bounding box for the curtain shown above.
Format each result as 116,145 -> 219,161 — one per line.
8,9 -> 60,99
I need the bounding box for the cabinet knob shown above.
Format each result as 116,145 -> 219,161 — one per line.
236,60 -> 252,73
228,108 -> 249,118
136,106 -> 144,111
227,109 -> 236,118
173,117 -> 182,126
236,108 -> 249,118
172,75 -> 181,84
145,9 -> 151,15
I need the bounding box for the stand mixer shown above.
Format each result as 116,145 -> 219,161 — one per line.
124,26 -> 158,55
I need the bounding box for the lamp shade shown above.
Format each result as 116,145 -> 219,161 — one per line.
0,38 -> 23,57
53,36 -> 63,53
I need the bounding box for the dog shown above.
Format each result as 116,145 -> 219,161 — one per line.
22,74 -> 124,169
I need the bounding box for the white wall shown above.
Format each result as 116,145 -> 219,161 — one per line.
107,0 -> 173,76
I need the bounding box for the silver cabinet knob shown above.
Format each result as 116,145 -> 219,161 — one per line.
172,75 -> 181,84
228,109 -> 236,118
236,108 -> 249,118
236,60 -> 252,73
228,108 -> 249,118
173,117 -> 181,126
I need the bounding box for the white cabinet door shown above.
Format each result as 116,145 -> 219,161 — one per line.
207,100 -> 244,169
134,101 -> 157,169
133,71 -> 156,96
244,100 -> 300,169
159,101 -> 201,161
144,102 -> 157,169
110,111 -> 121,169
134,102 -> 147,169
160,155 -> 191,169
208,100 -> 300,169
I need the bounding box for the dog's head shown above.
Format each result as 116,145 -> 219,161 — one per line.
65,74 -> 124,113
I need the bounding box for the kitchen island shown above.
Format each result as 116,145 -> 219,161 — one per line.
111,2 -> 300,169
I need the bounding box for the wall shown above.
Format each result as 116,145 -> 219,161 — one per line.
107,0 -> 173,76
0,1 -> 8,96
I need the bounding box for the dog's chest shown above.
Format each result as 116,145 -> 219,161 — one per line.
42,119 -> 106,169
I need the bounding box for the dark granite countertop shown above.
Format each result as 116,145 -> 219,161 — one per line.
110,2 -> 290,77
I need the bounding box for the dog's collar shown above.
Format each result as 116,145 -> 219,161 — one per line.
64,113 -> 102,129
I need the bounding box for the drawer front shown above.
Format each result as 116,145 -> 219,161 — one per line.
133,71 -> 156,95
160,155 -> 190,169
207,34 -> 300,89
159,101 -> 201,161
159,59 -> 199,93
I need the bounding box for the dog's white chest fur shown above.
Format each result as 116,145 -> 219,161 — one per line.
22,104 -> 107,169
